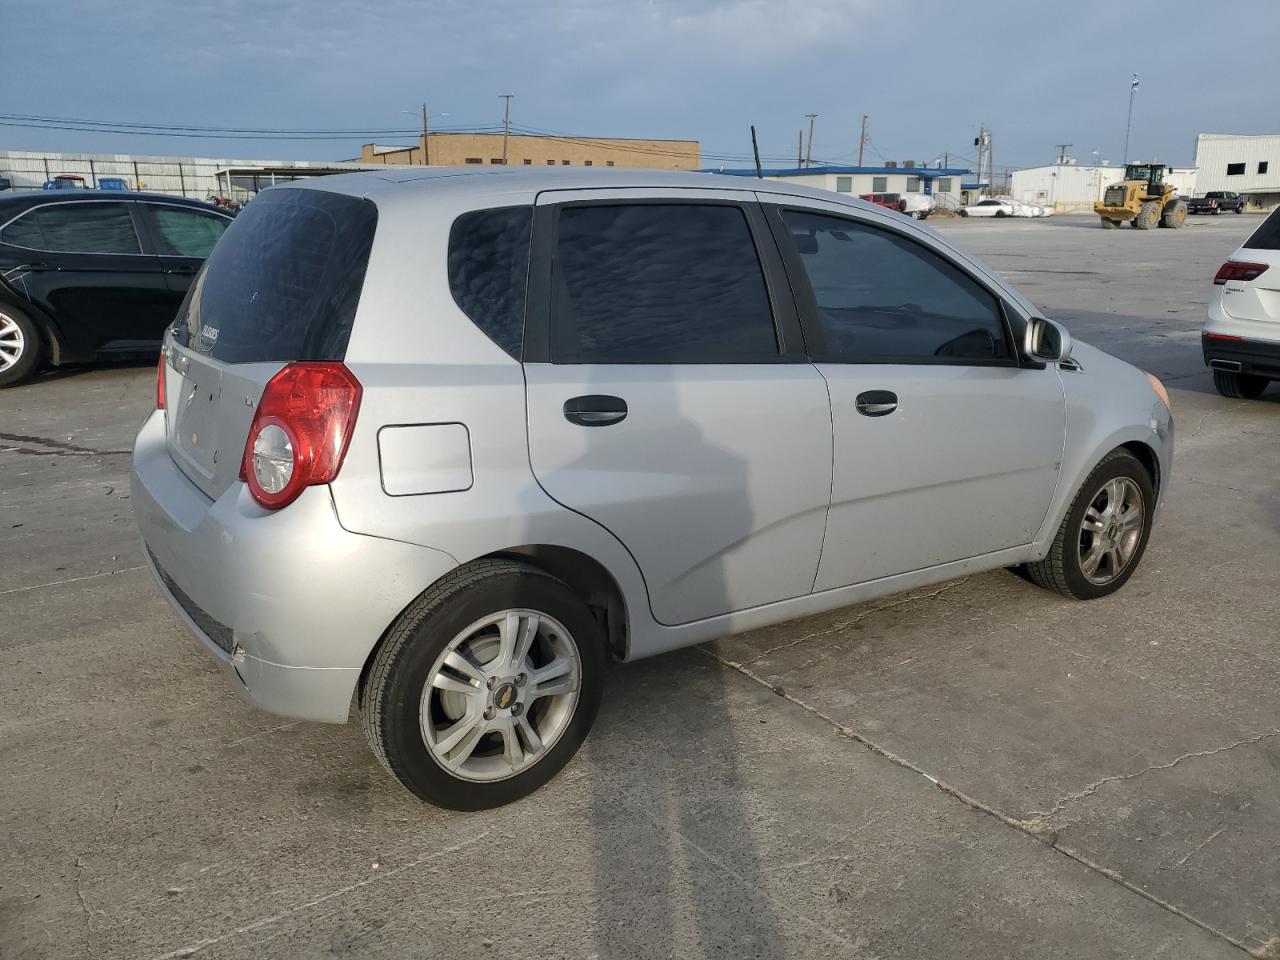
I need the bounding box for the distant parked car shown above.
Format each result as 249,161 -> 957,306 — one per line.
98,178 -> 130,191
0,191 -> 233,386
1202,205 -> 1280,399
860,191 -> 934,220
1188,191 -> 1246,215
43,174 -> 86,191
960,198 -> 1017,218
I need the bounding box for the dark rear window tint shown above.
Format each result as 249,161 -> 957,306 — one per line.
1244,208 -> 1280,251
1,202 -> 141,254
447,206 -> 532,358
173,189 -> 377,363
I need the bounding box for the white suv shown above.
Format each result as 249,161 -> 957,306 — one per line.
1202,207 -> 1280,398
133,168 -> 1173,809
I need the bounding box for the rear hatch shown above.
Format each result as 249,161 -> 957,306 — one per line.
1221,208 -> 1280,327
162,187 -> 378,500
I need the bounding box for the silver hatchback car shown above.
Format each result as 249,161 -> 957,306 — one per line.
133,169 -> 1173,809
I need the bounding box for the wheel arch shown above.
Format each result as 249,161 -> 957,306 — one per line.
0,296 -> 65,365
1119,439 -> 1161,495
355,544 -> 630,713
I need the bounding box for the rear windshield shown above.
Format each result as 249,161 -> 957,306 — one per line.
1244,208 -> 1280,251
173,188 -> 377,362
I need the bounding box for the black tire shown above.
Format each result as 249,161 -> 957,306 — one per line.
1132,201 -> 1160,229
1024,449 -> 1155,600
1235,204 -> 1244,214
1213,207 -> 1221,215
1213,368 -> 1269,399
362,559 -> 605,810
995,210 -> 1008,218
0,305 -> 43,388
1100,217 -> 1119,229
1161,200 -> 1187,229
958,209 -> 969,217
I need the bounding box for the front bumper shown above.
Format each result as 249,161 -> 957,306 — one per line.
131,411 -> 457,723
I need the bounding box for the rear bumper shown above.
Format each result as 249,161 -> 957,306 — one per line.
1202,302 -> 1280,379
131,410 -> 457,723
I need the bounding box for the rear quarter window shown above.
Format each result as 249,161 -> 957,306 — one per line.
1244,208 -> 1280,251
447,206 -> 533,358
173,189 -> 377,363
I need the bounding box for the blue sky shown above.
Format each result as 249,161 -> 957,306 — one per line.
5,0 -> 1278,173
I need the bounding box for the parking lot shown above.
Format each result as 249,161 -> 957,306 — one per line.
2,212 -> 1277,959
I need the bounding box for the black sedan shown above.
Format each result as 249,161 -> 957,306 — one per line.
0,191 -> 233,386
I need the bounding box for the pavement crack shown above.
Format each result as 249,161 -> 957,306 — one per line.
1176,826 -> 1226,868
0,566 -> 147,597
73,855 -> 93,953
0,431 -> 131,457
706,648 -> 1259,957
733,578 -> 970,668
1025,730 -> 1280,824
151,829 -> 493,959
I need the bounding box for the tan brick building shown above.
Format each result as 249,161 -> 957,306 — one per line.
355,133 -> 700,171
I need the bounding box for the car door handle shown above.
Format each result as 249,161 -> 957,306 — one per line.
164,265 -> 198,275
16,262 -> 49,270
563,395 -> 628,427
855,390 -> 898,417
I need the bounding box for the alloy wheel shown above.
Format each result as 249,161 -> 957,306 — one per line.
1077,477 -> 1145,585
421,609 -> 581,782
0,313 -> 24,372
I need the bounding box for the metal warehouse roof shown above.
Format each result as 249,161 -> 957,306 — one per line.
707,165 -> 973,178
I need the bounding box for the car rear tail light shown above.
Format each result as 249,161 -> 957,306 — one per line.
1213,261 -> 1269,285
156,352 -> 166,409
1202,331 -> 1243,342
239,362 -> 362,510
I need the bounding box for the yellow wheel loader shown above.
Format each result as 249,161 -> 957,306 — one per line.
1094,163 -> 1187,230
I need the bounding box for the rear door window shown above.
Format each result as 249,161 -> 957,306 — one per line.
172,189 -> 377,363
1244,207 -> 1280,251
145,205 -> 231,257
780,209 -> 1011,364
551,203 -> 779,363
0,202 -> 141,254
447,206 -> 532,358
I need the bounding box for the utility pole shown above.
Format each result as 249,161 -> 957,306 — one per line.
1055,142 -> 1072,164
499,93 -> 514,164
975,125 -> 986,189
422,103 -> 430,165
943,151 -> 948,168
858,114 -> 868,167
804,114 -> 817,167
797,130 -> 803,167
989,128 -> 996,192
1122,74 -> 1139,163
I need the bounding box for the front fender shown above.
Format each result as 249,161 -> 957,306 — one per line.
1029,343 -> 1173,556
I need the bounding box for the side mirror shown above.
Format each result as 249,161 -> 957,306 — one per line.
1025,316 -> 1073,364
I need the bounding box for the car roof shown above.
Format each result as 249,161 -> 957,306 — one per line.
277,165 -> 888,215
0,190 -> 227,216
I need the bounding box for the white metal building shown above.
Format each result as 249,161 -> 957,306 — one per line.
709,165 -> 972,209
1193,134 -> 1280,210
1011,163 -> 1198,213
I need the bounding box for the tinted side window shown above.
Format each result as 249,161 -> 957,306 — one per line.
552,204 -> 778,363
1244,207 -> 1280,251
149,206 -> 231,257
1,203 -> 140,254
447,206 -> 532,358
781,210 -> 1010,364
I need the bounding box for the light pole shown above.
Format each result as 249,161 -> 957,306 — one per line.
1122,74 -> 1139,163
